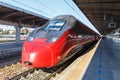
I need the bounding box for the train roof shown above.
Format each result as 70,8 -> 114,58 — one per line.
52,15 -> 98,35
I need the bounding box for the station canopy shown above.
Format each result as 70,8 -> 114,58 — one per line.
74,0 -> 120,35
0,1 -> 49,27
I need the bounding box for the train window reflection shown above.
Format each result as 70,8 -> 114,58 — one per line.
45,20 -> 66,31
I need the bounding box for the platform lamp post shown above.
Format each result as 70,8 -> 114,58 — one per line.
15,20 -> 22,44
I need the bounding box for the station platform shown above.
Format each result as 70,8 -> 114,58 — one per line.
0,42 -> 23,59
0,42 -> 23,50
54,38 -> 120,80
83,38 -> 120,80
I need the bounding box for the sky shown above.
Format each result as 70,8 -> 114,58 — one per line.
0,0 -> 100,34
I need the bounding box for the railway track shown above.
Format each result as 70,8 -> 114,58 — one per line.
0,62 -> 31,80
44,61 -> 73,80
0,56 -> 21,68
45,41 -> 98,80
9,58 -> 73,80
0,50 -> 28,80
10,68 -> 50,80
9,41 -> 96,80
8,46 -> 83,80
0,41 -> 97,80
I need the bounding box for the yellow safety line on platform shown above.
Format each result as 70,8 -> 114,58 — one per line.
54,39 -> 101,80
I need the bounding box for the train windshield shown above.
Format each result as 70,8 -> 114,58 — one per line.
45,20 -> 66,31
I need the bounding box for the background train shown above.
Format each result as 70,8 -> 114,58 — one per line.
22,15 -> 99,68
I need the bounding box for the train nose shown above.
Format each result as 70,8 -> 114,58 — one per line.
22,44 -> 53,68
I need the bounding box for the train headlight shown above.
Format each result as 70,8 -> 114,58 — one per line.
47,37 -> 58,42
29,53 -> 36,61
26,36 -> 34,41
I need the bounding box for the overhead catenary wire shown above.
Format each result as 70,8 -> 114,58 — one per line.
64,0 -> 86,21
12,0 -> 54,17
64,0 -> 91,29
64,0 -> 100,35
36,0 -> 58,14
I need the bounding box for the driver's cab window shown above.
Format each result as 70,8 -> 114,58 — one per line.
45,20 -> 66,31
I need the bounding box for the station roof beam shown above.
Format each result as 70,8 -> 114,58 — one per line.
74,0 -> 120,35
0,1 -> 49,27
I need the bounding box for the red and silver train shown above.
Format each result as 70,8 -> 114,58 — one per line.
22,15 -> 99,68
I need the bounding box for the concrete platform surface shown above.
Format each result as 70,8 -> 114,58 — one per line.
83,38 -> 120,80
0,42 -> 23,50
52,40 -> 101,80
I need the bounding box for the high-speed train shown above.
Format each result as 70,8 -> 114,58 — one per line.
22,15 -> 99,68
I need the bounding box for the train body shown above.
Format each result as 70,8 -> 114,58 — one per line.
22,15 -> 98,68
